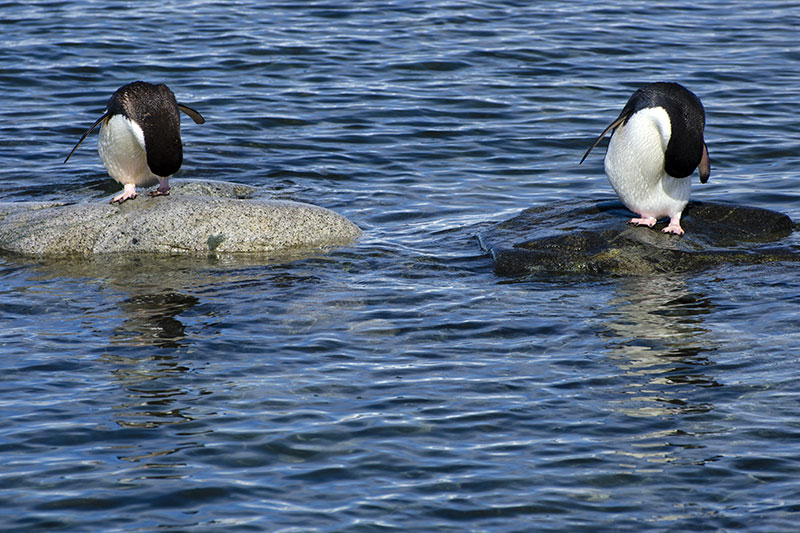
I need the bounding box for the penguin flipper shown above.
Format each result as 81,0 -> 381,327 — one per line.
579,114 -> 628,165
178,104 -> 205,125
63,113 -> 108,164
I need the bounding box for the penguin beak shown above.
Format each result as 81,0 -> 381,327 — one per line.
698,143 -> 710,184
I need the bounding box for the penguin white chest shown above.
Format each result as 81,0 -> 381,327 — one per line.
98,115 -> 159,188
604,107 -> 690,220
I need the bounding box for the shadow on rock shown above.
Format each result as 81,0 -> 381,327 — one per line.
480,199 -> 798,276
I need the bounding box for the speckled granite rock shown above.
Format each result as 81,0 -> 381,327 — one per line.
480,199 -> 797,276
0,180 -> 361,256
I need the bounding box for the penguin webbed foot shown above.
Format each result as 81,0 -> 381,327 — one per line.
628,216 -> 657,228
148,188 -> 170,198
110,194 -> 134,204
628,215 -> 684,235
110,184 -> 138,204
149,179 -> 170,198
661,223 -> 685,236
661,214 -> 685,236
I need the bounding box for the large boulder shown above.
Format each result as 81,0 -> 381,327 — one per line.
0,180 -> 361,256
480,199 -> 798,276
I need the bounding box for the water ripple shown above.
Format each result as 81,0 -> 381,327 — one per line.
2,0 -> 800,531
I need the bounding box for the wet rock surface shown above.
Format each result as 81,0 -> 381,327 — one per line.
480,199 -> 797,276
0,180 -> 361,256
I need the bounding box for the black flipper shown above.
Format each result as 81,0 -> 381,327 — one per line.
63,112 -> 108,164
178,104 -> 205,125
579,113 -> 629,165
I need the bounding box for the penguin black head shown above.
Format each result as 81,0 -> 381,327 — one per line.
580,82 -> 710,184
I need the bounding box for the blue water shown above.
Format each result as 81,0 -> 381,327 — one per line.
2,1 -> 800,531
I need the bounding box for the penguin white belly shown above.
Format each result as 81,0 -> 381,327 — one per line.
98,115 -> 160,188
604,108 -> 690,221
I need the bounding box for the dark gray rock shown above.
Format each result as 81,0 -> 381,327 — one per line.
480,199 -> 797,276
0,180 -> 361,256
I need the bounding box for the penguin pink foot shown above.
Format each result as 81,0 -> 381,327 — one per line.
111,183 -> 138,204
149,178 -> 170,197
629,216 -> 657,227
662,215 -> 685,235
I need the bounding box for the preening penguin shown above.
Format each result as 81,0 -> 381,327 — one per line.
65,81 -> 205,204
580,82 -> 710,235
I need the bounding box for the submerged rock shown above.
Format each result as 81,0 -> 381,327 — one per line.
0,180 -> 361,256
480,199 -> 797,276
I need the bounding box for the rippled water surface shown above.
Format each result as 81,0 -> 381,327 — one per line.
2,1 -> 800,531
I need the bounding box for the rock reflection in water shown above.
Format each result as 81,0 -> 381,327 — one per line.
112,292 -> 198,348
603,275 -> 721,419
596,276 -> 729,470
7,254 -> 308,472
100,349 -> 206,477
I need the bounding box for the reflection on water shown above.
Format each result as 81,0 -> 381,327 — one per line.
3,0 -> 800,528
21,251 -> 325,344
604,275 -> 721,417
10,256 -> 232,474
98,346 -> 209,474
601,275 -> 725,468
112,292 -> 199,348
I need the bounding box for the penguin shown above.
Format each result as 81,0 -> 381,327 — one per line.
64,81 -> 205,204
580,82 -> 710,235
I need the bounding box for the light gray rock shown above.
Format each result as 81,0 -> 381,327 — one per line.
164,179 -> 259,199
0,180 -> 360,256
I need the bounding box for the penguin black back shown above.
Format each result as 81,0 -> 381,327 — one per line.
64,81 -> 205,168
580,82 -> 709,183
109,81 -> 183,177
622,82 -> 706,180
